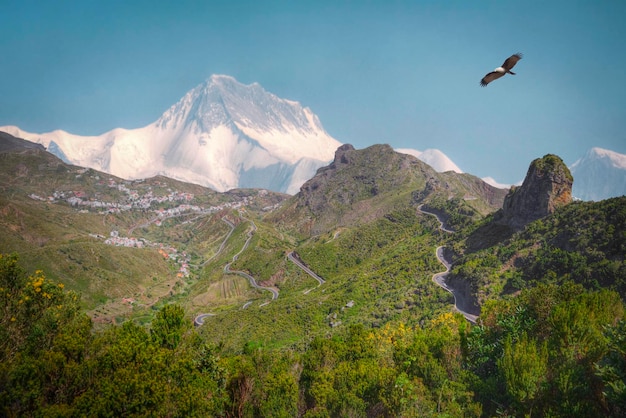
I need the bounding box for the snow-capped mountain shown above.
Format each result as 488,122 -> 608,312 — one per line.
396,148 -> 462,174
397,148 -> 515,190
1,75 -> 341,194
570,147 -> 626,201
481,177 -> 514,189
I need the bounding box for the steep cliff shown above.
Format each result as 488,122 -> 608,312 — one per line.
496,154 -> 573,229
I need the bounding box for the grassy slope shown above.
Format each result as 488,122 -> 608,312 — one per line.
196,208 -> 457,353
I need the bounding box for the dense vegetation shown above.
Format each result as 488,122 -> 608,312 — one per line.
2,253 -> 625,417
450,197 -> 626,303
195,208 -> 452,352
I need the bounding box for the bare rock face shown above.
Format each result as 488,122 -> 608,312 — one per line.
497,154 -> 573,229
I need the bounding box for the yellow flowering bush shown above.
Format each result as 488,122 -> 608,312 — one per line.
0,253 -> 83,361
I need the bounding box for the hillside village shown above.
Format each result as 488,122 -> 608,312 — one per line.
27,169 -> 272,279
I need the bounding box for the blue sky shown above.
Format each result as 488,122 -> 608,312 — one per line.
1,0 -> 625,184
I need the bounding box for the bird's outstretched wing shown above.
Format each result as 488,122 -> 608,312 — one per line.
480,71 -> 505,87
502,53 -> 523,71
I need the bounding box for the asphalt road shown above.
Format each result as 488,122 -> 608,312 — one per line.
419,206 -> 478,323
287,251 -> 325,285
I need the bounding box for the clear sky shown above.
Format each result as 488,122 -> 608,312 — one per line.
1,0 -> 625,184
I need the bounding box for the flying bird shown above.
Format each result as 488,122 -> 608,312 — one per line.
480,53 -> 523,87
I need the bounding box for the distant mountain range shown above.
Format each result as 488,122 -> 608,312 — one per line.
1,75 -> 624,200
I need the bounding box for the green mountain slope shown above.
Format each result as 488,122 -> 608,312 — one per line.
0,135 -> 288,323
3,133 -> 626,417
4,132 -> 624,355
269,143 -> 507,236
449,197 -> 626,304
1,135 -> 507,345
194,144 -> 509,350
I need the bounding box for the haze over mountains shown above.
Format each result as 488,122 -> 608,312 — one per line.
1,75 -> 624,199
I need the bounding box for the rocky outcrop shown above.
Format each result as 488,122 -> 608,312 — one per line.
496,154 -> 573,229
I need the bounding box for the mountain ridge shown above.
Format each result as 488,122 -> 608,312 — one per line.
2,131 -> 625,352
269,143 -> 508,236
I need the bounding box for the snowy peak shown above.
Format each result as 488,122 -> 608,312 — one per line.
203,75 -> 321,133
572,147 -> 626,170
155,76 -> 231,135
396,148 -> 463,173
570,147 -> 626,201
0,75 -> 342,194
156,75 -> 338,163
166,75 -> 322,135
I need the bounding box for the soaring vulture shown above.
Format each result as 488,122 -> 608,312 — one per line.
480,53 -> 523,87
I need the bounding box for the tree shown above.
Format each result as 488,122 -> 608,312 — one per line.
0,254 -> 90,416
498,333 -> 548,416
151,303 -> 187,349
0,254 -> 227,416
596,320 -> 626,416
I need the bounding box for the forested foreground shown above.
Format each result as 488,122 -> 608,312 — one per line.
2,253 -> 626,417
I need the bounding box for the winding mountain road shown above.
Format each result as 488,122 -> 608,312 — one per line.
224,217 -> 279,300
287,251 -> 325,286
193,313 -> 215,326
194,215 -> 278,326
418,205 -> 479,323
200,218 -> 237,266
